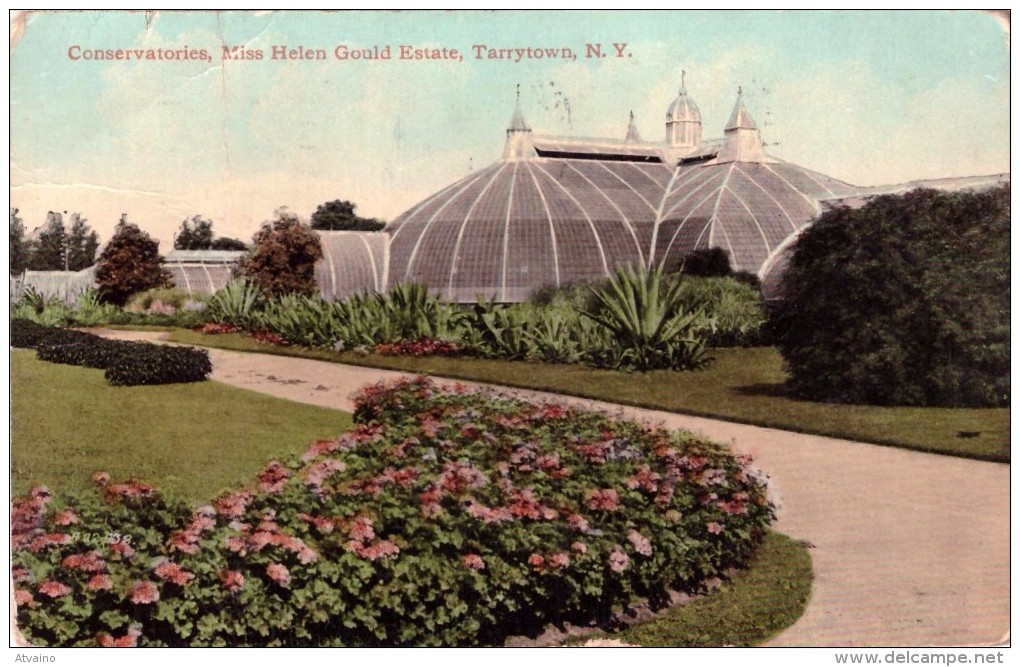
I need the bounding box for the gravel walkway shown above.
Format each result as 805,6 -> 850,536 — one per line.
96,330 -> 1012,647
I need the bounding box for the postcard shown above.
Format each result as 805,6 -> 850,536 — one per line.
8,9 -> 1010,656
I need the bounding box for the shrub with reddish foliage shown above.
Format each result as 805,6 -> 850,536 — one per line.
12,376 -> 772,647
373,338 -> 459,357
195,322 -> 242,335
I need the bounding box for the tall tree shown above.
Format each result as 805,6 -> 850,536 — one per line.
310,199 -> 385,232
66,213 -> 100,271
9,208 -> 31,275
239,208 -> 323,297
28,211 -> 68,271
95,217 -> 171,306
174,215 -> 215,250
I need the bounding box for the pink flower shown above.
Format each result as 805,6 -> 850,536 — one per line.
548,553 -> 571,569
214,489 -> 253,518
86,574 -> 113,591
91,470 -> 110,486
587,488 -> 620,512
298,513 -> 336,534
608,547 -> 630,573
528,553 -> 545,571
52,509 -> 79,525
129,581 -> 159,605
14,589 -> 34,608
38,580 -> 72,598
627,529 -> 653,557
257,460 -> 290,494
462,553 -> 485,571
109,538 -> 135,559
97,625 -> 141,648
104,479 -> 155,503
571,541 -> 587,554
567,513 -> 591,533
220,570 -> 245,592
62,551 -> 107,572
707,521 -> 724,535
154,560 -> 195,586
28,532 -> 71,553
266,563 -> 291,586
11,566 -> 31,583
301,438 -> 343,462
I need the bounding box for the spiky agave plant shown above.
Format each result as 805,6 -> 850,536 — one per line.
206,280 -> 264,329
582,264 -> 711,371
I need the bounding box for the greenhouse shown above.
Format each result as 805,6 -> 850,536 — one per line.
382,80 -> 861,302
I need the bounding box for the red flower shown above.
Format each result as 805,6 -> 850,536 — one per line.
462,553 -> 486,571
154,560 -> 195,586
129,581 -> 159,605
528,553 -> 545,571
220,569 -> 245,592
28,532 -> 71,553
587,488 -> 621,511
38,580 -> 72,598
707,521 -> 725,535
266,563 -> 291,586
214,489 -> 253,518
14,589 -> 34,608
86,574 -> 113,591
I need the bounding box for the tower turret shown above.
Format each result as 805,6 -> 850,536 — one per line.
624,110 -> 643,143
665,71 -> 702,148
503,86 -> 535,160
715,87 -> 768,163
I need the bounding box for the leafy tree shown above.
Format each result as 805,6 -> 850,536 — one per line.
174,215 -> 215,250
310,199 -> 385,232
95,216 -> 172,306
28,212 -> 68,271
771,186 -> 1010,407
239,209 -> 323,297
66,213 -> 100,271
210,236 -> 248,251
9,208 -> 31,275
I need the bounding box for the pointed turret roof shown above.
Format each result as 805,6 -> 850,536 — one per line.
725,86 -> 758,131
508,85 -> 531,132
625,110 -> 642,143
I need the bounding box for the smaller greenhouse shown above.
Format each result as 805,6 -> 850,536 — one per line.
164,250 -> 245,297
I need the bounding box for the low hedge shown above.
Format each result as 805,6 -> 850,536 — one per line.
12,320 -> 211,386
12,376 -> 774,647
105,344 -> 212,386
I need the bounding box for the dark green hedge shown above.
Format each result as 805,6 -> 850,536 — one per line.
12,319 -> 211,386
105,344 -> 212,386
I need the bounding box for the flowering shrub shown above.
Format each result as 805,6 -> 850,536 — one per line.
373,338 -> 459,357
13,376 -> 772,647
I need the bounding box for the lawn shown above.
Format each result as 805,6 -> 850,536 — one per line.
168,329 -> 1010,462
10,349 -> 353,501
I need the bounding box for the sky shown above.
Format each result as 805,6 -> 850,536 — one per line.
8,9 -> 1011,251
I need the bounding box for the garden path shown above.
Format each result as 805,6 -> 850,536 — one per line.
98,330 -> 1011,647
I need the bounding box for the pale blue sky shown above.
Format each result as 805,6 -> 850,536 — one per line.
9,10 -> 1010,248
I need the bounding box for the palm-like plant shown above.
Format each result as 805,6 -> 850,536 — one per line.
582,264 -> 710,371
206,280 -> 264,328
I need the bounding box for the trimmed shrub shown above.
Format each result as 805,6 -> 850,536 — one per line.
11,319 -> 67,349
12,377 -> 773,647
37,338 -> 140,370
772,186 -> 1010,407
105,345 -> 212,386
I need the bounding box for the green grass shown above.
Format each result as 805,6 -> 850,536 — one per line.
575,531 -> 813,647
11,350 -> 353,502
168,329 -> 1010,462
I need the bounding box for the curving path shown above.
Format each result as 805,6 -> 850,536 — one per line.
98,331 -> 1011,647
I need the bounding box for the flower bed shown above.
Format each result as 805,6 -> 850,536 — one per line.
12,376 -> 773,647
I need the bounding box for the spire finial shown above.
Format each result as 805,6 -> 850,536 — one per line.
738,85 -> 743,95
516,83 -> 520,105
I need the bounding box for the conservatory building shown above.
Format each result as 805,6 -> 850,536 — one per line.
381,80 -> 859,302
